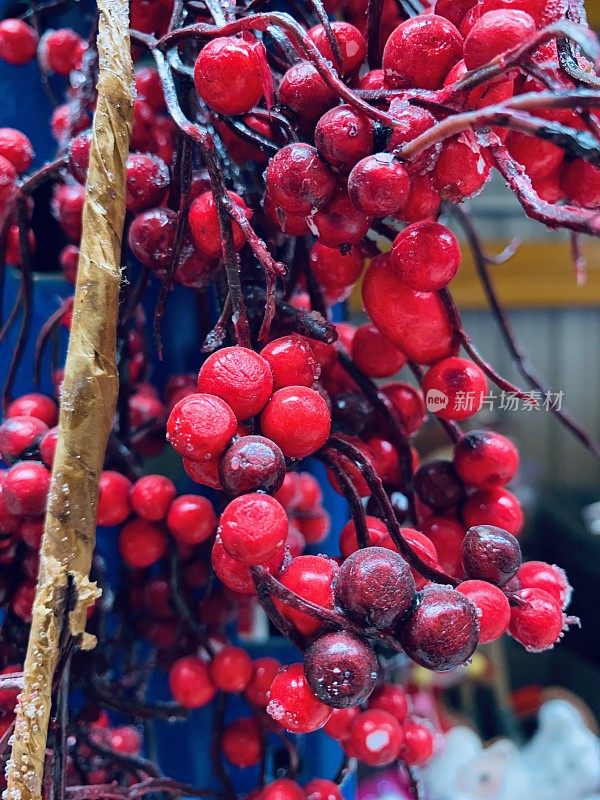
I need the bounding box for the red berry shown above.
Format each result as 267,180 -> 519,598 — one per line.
39,28 -> 87,75
0,129 -> 33,173
0,472 -> 20,534
312,188 -> 372,248
188,190 -> 251,259
167,495 -> 216,545
278,61 -> 337,121
5,224 -> 36,266
399,583 -> 480,670
266,143 -> 335,215
390,222 -> 461,292
347,709 -> 403,766
245,657 -> 281,707
125,154 -> 170,213
465,10 -> 536,69
457,579 -> 511,643
561,159 -> 600,208
97,471 -> 132,527
59,245 -> 79,284
435,0 -> 478,28
274,555 -> 338,636
194,37 -> 264,115
3,461 -> 50,516
368,684 -> 409,724
109,727 -> 141,754
339,515 -> 388,558
386,100 -> 438,172
0,416 -> 47,463
305,779 -> 342,800
222,717 -> 262,768
131,99 -> 155,152
0,20 -> 38,65
508,587 -> 566,651
262,780 -> 304,800
219,436 -> 285,497
462,486 -> 524,536
128,208 -> 177,272
130,474 -> 176,521
432,133 -> 491,203
51,183 -> 85,240
266,663 -> 332,733
307,22 -> 366,75
119,519 -> 166,568
211,536 -> 284,595
506,132 -> 564,181
454,429 -> 519,487
209,645 -> 254,692
362,256 -> 455,364
20,518 -> 44,549
423,357 -> 487,421
351,324 -> 406,379
7,393 -> 57,426
358,69 -> 385,90
309,242 -> 364,301
169,656 -> 216,708
400,174 -> 442,222
394,528 -> 439,590
421,516 -> 465,576
348,153 -> 410,218
383,15 -> 463,90
197,347 -> 273,421
51,104 -> 89,144
135,67 -> 166,113
166,393 -> 237,461
315,106 -> 374,173
402,719 -> 434,765
261,336 -> 319,391
323,707 -> 360,740
517,561 -> 570,608
380,382 -> 425,435
12,581 -> 36,622
304,631 -> 379,708
183,457 -> 222,491
219,493 -> 287,565
261,386 -> 331,459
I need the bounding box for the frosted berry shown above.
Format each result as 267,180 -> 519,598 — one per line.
210,645 -> 254,692
125,154 -> 170,213
278,61 -> 337,121
464,10 -> 537,70
219,436 -> 285,497
188,190 -> 251,259
399,583 -> 479,670
462,524 -> 521,586
309,242 -> 364,301
222,717 -> 262,768
457,579 -> 511,643
506,132 -> 564,181
119,519 -> 166,568
166,393 -> 237,461
517,561 -> 570,608
39,29 -> 87,75
219,493 -> 287,565
267,663 -> 332,733
307,22 -> 366,75
454,429 -> 519,487
7,393 -> 57,426
194,37 -> 264,115
197,347 -> 273,421
97,471 -> 132,527
261,335 -> 319,390
0,129 -> 34,173
435,0 -> 478,27
130,475 -> 176,521
315,106 -> 374,173
347,709 -> 403,766
390,222 -> 461,292
401,174 -> 442,222
260,386 -> 330,459
3,461 -> 50,517
211,536 -> 284,594
422,357 -> 487,421
169,656 -> 216,708
265,144 -> 335,215
128,208 -> 177,272
0,20 -> 38,65
432,134 -> 491,203
304,631 -> 379,708
0,416 -> 47,463
273,555 -> 338,636
348,153 -> 410,218
335,546 -> 416,628
508,587 -> 566,651
462,487 -> 524,536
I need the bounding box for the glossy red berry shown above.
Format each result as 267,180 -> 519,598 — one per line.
401,174 -> 442,222
97,471 -> 132,526
20,518 -> 44,549
169,656 -> 216,708
7,393 -> 57,426
278,61 -> 337,121
462,524 -> 521,586
399,583 -> 479,670
219,436 -> 285,497
39,28 -> 87,75
125,154 -> 170,213
390,222 -> 461,292
197,347 -> 273,421
435,0 -> 478,27
266,144 -> 335,214
414,460 -> 466,511
464,10 -> 537,69
166,495 -> 217,545
0,416 -> 47,463
304,631 -> 378,708
315,106 -> 374,173
128,208 -> 177,272
3,461 -> 50,517
262,780 -> 305,800
130,475 -> 176,521
351,324 -> 406,379
454,429 -> 519,487
261,336 -> 319,391
462,486 -> 524,536
508,587 -> 566,651
183,457 -> 222,491
432,134 -> 491,203
423,357 -> 487,421
188,190 -> 251,259
312,188 -> 372,248
266,663 -> 332,733
274,555 -> 338,636
402,719 -> 434,765
323,707 -> 360,740
118,519 -> 166,568
383,15 -> 463,90
166,393 -> 237,461
517,561 -> 570,608
457,579 -> 511,643
368,684 -> 409,724
209,645 -> 254,692
38,427 -> 58,468
260,386 -> 331,459
304,779 -> 342,800
307,22 -> 366,75
348,153 -> 410,218
194,37 -> 264,115
211,536 -> 283,594
0,20 -> 38,65
222,717 -> 263,768
363,257 -> 455,364
347,709 -> 403,766
0,128 -> 33,173
309,242 -> 364,302
219,493 -> 287,565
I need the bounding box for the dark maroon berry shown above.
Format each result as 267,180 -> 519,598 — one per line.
461,524 -> 521,586
399,584 -> 479,671
331,391 -> 377,438
335,546 -> 416,629
367,492 -> 409,525
303,631 -> 379,708
218,436 -> 286,498
265,143 -> 335,215
413,459 -> 465,511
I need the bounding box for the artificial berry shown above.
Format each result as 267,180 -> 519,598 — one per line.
309,242 -> 364,302
339,515 -> 389,558
209,645 -> 254,692
506,132 -> 564,181
118,519 -> 166,568
274,555 -> 338,636
380,382 -> 426,435
368,684 -> 409,724
304,779 -> 342,800
188,190 -> 251,259
261,336 -> 319,391
312,188 -> 372,248
396,528 -> 439,590
260,386 -> 331,459
128,208 -> 177,272
197,347 -> 273,421
135,67 -> 166,113
297,509 -> 330,544
130,475 -> 176,521
347,709 -> 403,766
125,154 -> 170,213
194,37 -> 264,115
517,561 -> 570,607
414,460 -> 466,511
211,536 -> 283,594
351,324 -> 406,379
169,656 -> 216,708
265,144 -> 335,214
262,780 -> 304,800
245,657 -> 281,707
3,461 -> 50,517
20,518 -> 44,549
0,19 -> 38,65
278,61 -> 337,121
219,493 -> 287,565
464,10 -> 537,69
222,717 -> 263,768
390,222 -> 461,292
383,15 -> 463,90
307,22 -> 366,74
323,707 -> 360,741
335,546 -> 415,628
97,471 -> 132,527
0,128 -> 33,173
561,160 -> 600,208
401,173 -> 442,222
422,357 -> 487,421
315,106 -> 374,174
421,516 -> 465,576
183,457 -> 222,491
219,435 -> 286,497
399,583 -> 480,670
166,495 -> 217,545
304,631 -> 379,708
462,524 -> 521,586
166,393 -> 237,461
435,0 -> 478,27
508,587 -> 567,651
348,153 -> 410,217
0,473 -> 20,534
12,580 -> 36,622
50,104 -> 89,144
0,416 -> 47,463
109,726 -> 141,754
266,663 -> 332,733
4,224 -> 35,266
453,429 -> 519,487
401,719 -> 434,765
457,579 -> 511,643
7,393 -> 58,426
39,29 -> 87,75
462,486 -> 524,536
